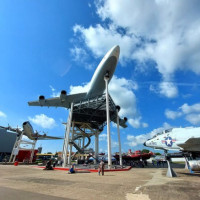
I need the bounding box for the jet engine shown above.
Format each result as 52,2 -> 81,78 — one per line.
60,90 -> 67,102
39,95 -> 45,106
116,105 -> 120,112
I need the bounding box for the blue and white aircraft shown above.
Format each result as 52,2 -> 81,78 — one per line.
144,127 -> 200,153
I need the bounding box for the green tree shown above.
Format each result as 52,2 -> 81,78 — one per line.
141,149 -> 150,153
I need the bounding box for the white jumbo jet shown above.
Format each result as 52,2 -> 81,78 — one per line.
0,121 -> 62,140
28,45 -> 127,128
144,127 -> 200,153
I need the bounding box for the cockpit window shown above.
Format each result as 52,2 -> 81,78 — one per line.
151,128 -> 173,138
165,128 -> 172,133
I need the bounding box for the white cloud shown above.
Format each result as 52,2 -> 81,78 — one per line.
128,118 -> 141,129
95,0 -> 200,75
159,82 -> 178,98
126,122 -> 171,147
73,24 -> 139,64
50,85 -> 60,97
109,76 -> 138,118
99,133 -> 107,141
142,123 -> 148,128
0,111 -> 6,118
165,102 -> 200,125
72,0 -> 200,98
128,117 -> 148,129
165,110 -> 182,120
149,81 -> 178,98
111,141 -> 119,148
70,46 -> 87,61
28,114 -> 56,129
180,103 -> 200,114
185,114 -> 200,125
69,82 -> 90,94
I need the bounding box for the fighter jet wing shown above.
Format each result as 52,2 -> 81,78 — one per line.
28,92 -> 87,108
177,137 -> 200,150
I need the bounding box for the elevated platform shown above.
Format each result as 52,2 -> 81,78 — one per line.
71,93 -> 121,131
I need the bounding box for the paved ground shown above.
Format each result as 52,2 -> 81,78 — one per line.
0,165 -> 200,200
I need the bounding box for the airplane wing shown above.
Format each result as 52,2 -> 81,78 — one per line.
177,137 -> 200,151
111,116 -> 128,128
35,135 -> 63,140
28,92 -> 87,108
0,126 -> 22,134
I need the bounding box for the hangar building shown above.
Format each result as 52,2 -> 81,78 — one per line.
0,128 -> 17,155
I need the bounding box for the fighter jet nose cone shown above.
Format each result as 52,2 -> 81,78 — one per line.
23,122 -> 27,126
143,142 -> 146,146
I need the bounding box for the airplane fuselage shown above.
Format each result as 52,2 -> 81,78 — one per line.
23,121 -> 36,140
144,127 -> 200,152
86,45 -> 120,98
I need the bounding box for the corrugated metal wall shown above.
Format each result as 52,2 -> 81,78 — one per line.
0,128 -> 17,153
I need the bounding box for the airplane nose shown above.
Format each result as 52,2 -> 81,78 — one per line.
115,45 -> 120,52
23,122 -> 27,126
143,142 -> 146,146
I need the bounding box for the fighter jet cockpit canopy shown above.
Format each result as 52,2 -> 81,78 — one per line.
152,128 -> 173,138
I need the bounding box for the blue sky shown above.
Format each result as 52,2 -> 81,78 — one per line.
0,0 -> 200,154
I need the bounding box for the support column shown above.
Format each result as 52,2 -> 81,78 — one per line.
184,156 -> 189,170
116,106 -> 122,166
94,132 -> 99,164
166,160 -> 177,177
68,121 -> 75,165
9,132 -> 24,163
62,102 -> 74,167
104,73 -> 112,169
29,140 -> 37,163
82,136 -> 85,160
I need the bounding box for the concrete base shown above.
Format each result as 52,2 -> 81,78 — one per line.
35,165 -> 132,173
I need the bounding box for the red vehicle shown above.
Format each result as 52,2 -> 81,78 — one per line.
114,150 -> 154,162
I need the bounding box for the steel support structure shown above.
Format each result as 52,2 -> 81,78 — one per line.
29,140 -> 37,163
61,90 -> 127,167
94,132 -> 99,164
104,74 -> 112,169
62,102 -> 74,167
9,132 -> 37,163
9,132 -> 24,162
116,108 -> 122,166
184,156 -> 189,170
68,121 -> 75,165
166,160 -> 177,178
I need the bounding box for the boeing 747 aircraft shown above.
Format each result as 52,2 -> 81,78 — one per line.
28,45 -> 127,128
0,121 -> 62,140
144,127 -> 200,153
